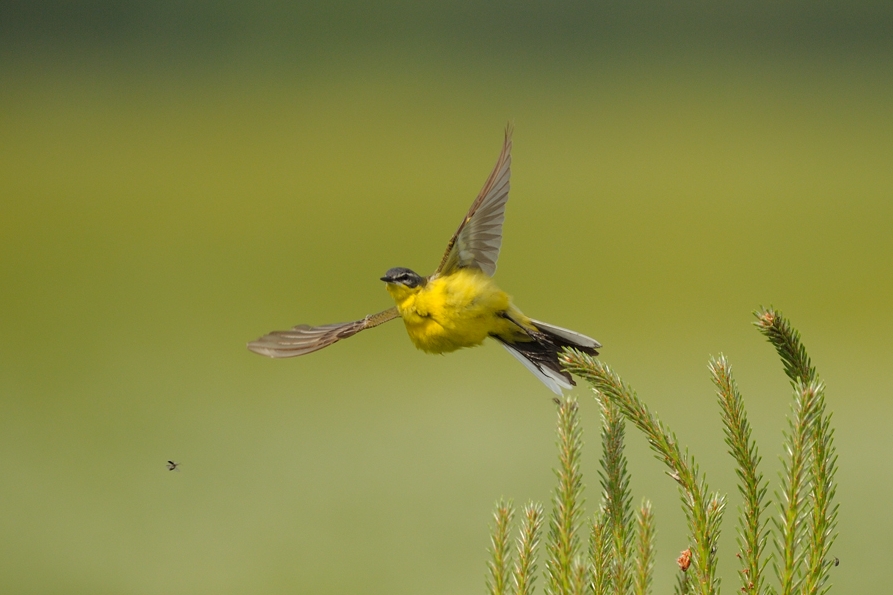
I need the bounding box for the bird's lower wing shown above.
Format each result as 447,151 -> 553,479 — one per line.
247,307 -> 400,358
499,342 -> 573,396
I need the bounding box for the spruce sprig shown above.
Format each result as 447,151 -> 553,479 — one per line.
755,308 -> 838,595
590,510 -> 613,595
753,308 -> 815,386
514,502 -> 545,595
598,395 -> 634,595
545,396 -> 586,595
634,500 -> 655,595
560,351 -> 724,595
488,499 -> 515,595
774,379 -> 820,595
710,354 -> 770,595
803,407 -> 838,595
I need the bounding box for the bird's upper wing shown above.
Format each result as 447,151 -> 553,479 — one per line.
435,124 -> 513,278
247,307 -> 400,358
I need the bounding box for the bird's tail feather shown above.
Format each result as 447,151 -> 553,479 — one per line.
496,319 -> 600,395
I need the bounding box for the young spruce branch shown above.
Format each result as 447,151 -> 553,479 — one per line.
803,406 -> 838,595
514,502 -> 545,595
597,395 -> 634,595
545,396 -> 586,595
560,351 -> 724,595
710,354 -> 770,595
488,500 -> 515,595
590,509 -> 613,595
774,378 -> 820,594
634,500 -> 655,595
753,308 -> 815,386
755,308 -> 838,595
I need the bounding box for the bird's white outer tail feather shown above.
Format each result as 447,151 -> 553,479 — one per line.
529,319 -> 602,349
500,342 -> 573,395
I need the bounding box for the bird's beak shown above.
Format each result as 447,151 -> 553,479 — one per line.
380,276 -> 392,283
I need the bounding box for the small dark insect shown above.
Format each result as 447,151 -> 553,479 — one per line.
677,548 -> 692,572
833,557 -> 840,567
166,460 -> 180,471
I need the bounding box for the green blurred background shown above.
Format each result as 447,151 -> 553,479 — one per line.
1,2 -> 891,593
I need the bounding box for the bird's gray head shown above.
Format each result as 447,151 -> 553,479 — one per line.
380,267 -> 425,288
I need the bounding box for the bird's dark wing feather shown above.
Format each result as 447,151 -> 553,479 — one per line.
435,124 -> 512,277
247,307 -> 400,358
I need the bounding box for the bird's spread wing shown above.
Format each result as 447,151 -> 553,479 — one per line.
435,124 -> 513,277
247,307 -> 400,358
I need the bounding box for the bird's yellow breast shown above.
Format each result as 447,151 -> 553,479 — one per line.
385,268 -> 532,353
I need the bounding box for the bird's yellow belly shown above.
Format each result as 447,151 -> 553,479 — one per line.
388,269 -> 528,354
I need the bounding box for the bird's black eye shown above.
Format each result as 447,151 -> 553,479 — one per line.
381,267 -> 421,287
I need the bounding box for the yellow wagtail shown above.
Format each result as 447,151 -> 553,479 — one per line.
247,125 -> 600,394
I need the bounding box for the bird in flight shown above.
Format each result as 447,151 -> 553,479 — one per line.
247,125 -> 600,394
